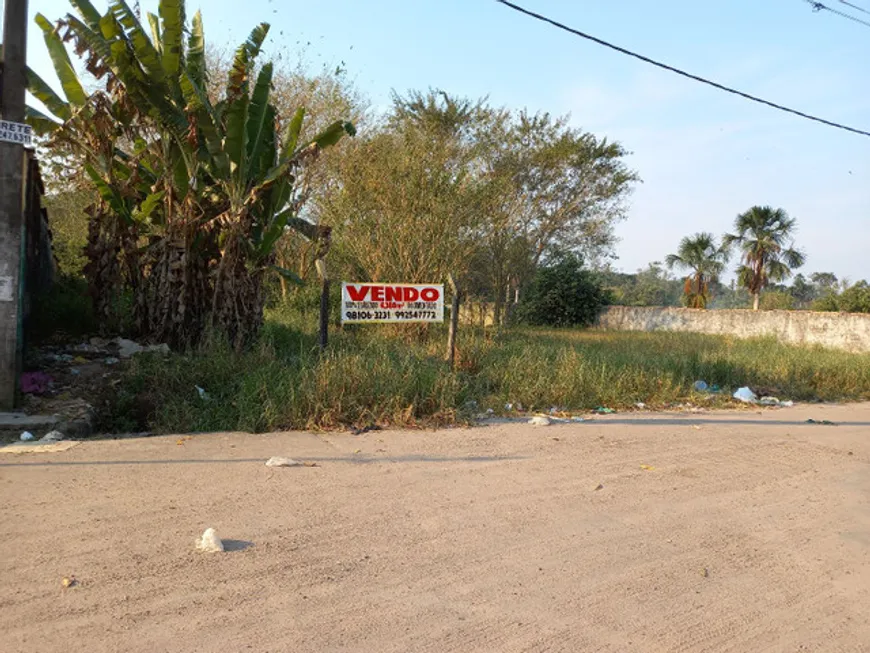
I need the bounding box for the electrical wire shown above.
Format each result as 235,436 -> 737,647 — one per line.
494,0 -> 870,138
839,0 -> 870,17
803,0 -> 870,27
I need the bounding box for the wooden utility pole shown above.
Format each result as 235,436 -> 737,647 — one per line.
0,0 -> 29,410
446,273 -> 460,370
316,258 -> 329,352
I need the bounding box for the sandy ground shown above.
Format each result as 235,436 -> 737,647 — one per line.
1,404 -> 869,653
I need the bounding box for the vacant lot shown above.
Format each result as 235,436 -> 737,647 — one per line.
2,403 -> 869,652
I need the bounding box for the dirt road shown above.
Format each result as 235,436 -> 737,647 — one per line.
2,404 -> 869,652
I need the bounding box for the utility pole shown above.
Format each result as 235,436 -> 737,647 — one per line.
0,0 -> 29,409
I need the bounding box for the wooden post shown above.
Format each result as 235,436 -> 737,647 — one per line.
0,0 -> 29,410
446,273 -> 460,370
316,259 -> 329,352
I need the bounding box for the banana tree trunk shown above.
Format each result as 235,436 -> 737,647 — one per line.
752,293 -> 760,311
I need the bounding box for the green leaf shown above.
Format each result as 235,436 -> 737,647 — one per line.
132,190 -> 165,223
186,11 -> 206,87
146,12 -> 162,56
35,13 -> 88,107
62,16 -> 113,70
227,23 -> 270,99
69,0 -> 102,30
280,107 -> 305,160
257,207 -> 293,258
180,72 -> 229,177
246,63 -> 274,181
85,164 -> 133,224
224,94 -> 249,183
110,0 -> 166,84
25,106 -> 61,134
25,66 -> 71,121
269,265 -> 304,285
158,0 -> 185,77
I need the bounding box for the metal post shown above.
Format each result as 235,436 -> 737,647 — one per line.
0,0 -> 29,409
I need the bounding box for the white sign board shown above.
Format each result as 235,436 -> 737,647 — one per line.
0,120 -> 32,146
341,283 -> 444,324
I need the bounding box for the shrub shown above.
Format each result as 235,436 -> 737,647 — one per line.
760,290 -> 795,311
513,255 -> 608,327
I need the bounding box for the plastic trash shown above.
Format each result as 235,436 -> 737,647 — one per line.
104,357 -> 120,365
528,416 -> 551,426
19,431 -> 35,441
265,457 -> 303,467
195,385 -> 210,401
732,387 -> 758,403
594,407 -> 615,414
39,430 -> 65,442
635,402 -> 646,409
571,416 -> 587,422
196,528 -> 224,553
693,380 -> 708,392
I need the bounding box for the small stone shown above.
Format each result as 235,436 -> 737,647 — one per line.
196,528 -> 224,553
594,484 -> 604,491
39,430 -> 65,442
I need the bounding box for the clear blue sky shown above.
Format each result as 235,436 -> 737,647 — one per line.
11,0 -> 870,281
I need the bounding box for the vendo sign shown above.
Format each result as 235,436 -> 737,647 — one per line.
341,283 -> 444,323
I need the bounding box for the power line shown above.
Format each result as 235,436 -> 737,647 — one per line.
494,0 -> 870,138
839,0 -> 870,17
803,0 -> 870,27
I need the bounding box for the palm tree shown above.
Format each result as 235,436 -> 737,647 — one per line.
665,233 -> 729,309
723,206 -> 806,311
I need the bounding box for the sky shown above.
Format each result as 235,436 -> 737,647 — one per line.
9,0 -> 870,281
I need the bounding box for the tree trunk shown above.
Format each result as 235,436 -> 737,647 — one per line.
752,293 -> 760,311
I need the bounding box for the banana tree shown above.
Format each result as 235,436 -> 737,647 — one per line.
33,0 -> 354,346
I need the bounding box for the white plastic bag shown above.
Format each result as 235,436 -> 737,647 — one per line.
733,387 -> 758,403
265,456 -> 303,467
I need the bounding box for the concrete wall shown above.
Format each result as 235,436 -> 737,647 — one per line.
596,306 -> 870,353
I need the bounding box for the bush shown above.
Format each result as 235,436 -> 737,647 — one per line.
838,282 -> 870,314
513,255 -> 608,327
760,290 -> 795,311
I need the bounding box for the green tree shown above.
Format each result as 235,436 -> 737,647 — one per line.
29,0 -> 353,347
723,206 -> 806,311
665,232 -> 729,309
513,254 -> 608,327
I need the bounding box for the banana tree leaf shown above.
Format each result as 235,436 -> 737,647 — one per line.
111,0 -> 166,85
280,107 -> 305,160
25,106 -> 61,134
68,0 -> 102,31
146,12 -> 162,56
269,265 -> 304,285
245,63 -> 274,182
180,72 -> 229,177
35,13 -> 88,107
186,10 -> 206,87
62,16 -> 112,70
132,190 -> 165,223
224,94 -> 249,182
227,22 -> 269,99
256,206 -> 293,259
85,164 -> 133,224
158,0 -> 185,78
25,66 -> 71,121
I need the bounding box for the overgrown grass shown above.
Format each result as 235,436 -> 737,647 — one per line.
102,311 -> 870,434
